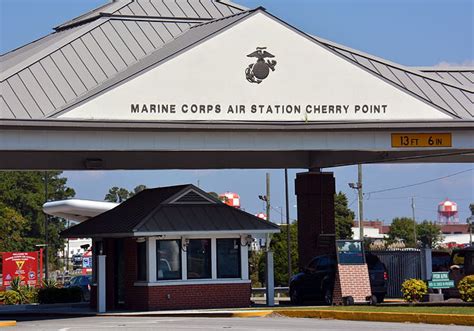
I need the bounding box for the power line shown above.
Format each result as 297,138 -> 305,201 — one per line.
364,168 -> 473,196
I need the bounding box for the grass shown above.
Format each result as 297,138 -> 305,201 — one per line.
311,305 -> 474,315
251,305 -> 474,315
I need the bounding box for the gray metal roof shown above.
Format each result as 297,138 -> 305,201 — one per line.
61,184 -> 279,237
135,204 -> 281,234
0,1 -> 245,120
1,5 -> 472,121
55,0 -> 246,30
311,36 -> 473,120
417,67 -> 473,88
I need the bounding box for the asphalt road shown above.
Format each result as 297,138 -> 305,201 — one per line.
10,316 -> 474,331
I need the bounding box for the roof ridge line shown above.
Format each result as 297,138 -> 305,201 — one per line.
54,0 -> 132,31
105,13 -> 214,22
313,35 -> 472,93
190,6 -> 262,29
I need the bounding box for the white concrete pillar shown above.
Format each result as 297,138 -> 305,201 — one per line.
181,238 -> 187,280
240,237 -> 249,280
211,238 -> 217,279
265,250 -> 275,307
97,255 -> 106,313
146,237 -> 156,283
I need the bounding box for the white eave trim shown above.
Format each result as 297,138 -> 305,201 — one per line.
133,229 -> 280,237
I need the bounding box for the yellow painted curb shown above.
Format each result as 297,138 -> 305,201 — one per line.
0,321 -> 16,327
277,310 -> 474,326
229,311 -> 273,318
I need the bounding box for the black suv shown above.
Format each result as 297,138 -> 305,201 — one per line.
289,253 -> 388,305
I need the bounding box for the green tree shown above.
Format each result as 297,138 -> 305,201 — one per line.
104,185 -> 147,202
0,204 -> 30,252
388,217 -> 417,247
131,184 -> 147,196
335,192 -> 355,239
269,222 -> 299,286
104,187 -> 130,203
416,220 -> 442,248
0,171 -> 75,268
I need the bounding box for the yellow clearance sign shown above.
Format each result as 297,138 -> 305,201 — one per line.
391,133 -> 452,148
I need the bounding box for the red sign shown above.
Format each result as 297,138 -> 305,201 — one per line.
2,252 -> 39,287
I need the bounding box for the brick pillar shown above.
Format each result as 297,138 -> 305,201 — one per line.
295,171 -> 336,269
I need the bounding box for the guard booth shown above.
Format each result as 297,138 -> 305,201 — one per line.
61,184 -> 279,311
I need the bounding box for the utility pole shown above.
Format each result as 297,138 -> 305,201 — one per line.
285,169 -> 291,280
44,171 -> 49,281
264,172 -> 274,306
357,164 -> 364,241
411,197 -> 417,247
266,172 -> 271,227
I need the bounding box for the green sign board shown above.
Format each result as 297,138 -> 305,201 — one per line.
428,272 -> 455,289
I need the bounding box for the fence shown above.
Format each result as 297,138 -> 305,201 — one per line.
369,249 -> 422,298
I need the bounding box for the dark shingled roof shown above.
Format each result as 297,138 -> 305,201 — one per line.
61,184 -> 279,238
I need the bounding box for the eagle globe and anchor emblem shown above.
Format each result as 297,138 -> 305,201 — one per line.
245,47 -> 277,84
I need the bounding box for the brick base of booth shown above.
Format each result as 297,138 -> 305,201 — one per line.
90,282 -> 251,311
333,264 -> 372,305
126,282 -> 251,311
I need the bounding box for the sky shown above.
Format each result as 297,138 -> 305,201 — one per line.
0,0 -> 473,224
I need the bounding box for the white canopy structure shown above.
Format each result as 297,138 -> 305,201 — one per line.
43,199 -> 118,222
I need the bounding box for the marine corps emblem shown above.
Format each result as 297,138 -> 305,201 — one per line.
245,47 -> 277,84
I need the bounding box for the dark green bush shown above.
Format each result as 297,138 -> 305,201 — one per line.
38,287 -> 82,304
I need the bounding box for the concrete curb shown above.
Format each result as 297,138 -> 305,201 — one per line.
0,321 -> 16,327
276,309 -> 474,326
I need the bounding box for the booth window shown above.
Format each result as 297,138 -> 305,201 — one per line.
137,241 -> 146,281
156,240 -> 181,280
187,239 -> 211,279
217,239 -> 241,278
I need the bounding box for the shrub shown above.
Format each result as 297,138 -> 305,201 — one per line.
42,279 -> 58,289
3,290 -> 20,305
5,277 -> 39,304
401,278 -> 428,302
38,287 -> 82,304
458,275 -> 474,302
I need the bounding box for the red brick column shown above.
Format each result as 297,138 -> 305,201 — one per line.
333,264 -> 372,304
124,238 -> 149,309
295,172 -> 336,269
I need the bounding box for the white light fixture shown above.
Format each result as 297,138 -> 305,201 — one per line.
240,235 -> 253,247
181,238 -> 190,251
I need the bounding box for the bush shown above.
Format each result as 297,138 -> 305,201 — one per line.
2,290 -> 20,305
458,275 -> 474,302
401,278 -> 428,302
38,287 -> 82,304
